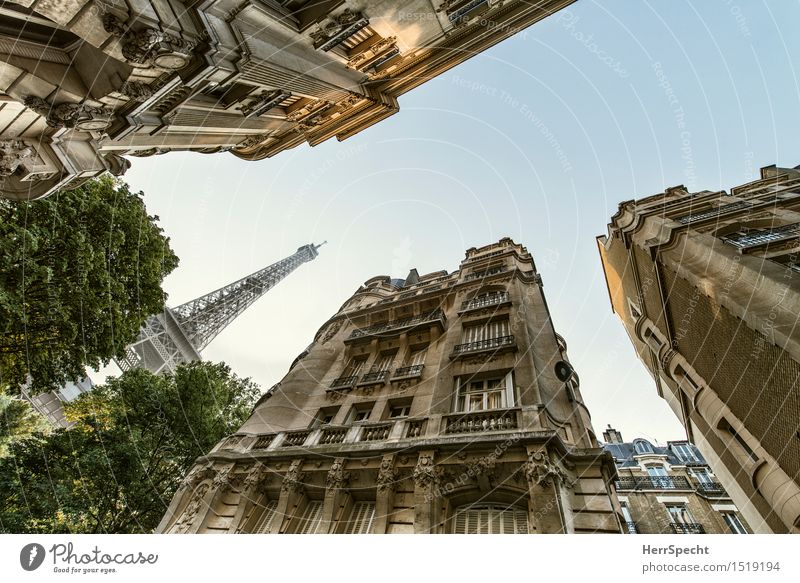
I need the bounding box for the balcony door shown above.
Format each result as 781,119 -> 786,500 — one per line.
454,372 -> 514,413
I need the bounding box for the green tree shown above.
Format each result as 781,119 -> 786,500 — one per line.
0,175 -> 178,395
0,385 -> 51,458
0,361 -> 259,533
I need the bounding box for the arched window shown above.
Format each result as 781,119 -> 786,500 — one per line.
633,440 -> 654,455
451,503 -> 528,534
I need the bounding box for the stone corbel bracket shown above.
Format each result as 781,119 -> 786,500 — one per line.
102,13 -> 196,71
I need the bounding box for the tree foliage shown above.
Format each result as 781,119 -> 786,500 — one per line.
0,385 -> 51,458
0,176 -> 179,394
0,361 -> 259,533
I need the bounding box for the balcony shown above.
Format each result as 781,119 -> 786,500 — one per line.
464,248 -> 508,263
463,265 -> 508,281
443,408 -> 519,434
250,435 -> 274,450
451,335 -> 516,358
392,364 -> 424,380
281,430 -> 311,447
360,423 -> 392,442
318,426 -> 348,445
329,375 -> 359,390
346,309 -> 445,342
695,481 -> 726,496
460,292 -> 510,313
625,521 -> 638,534
405,418 -> 426,438
358,370 -> 389,386
615,476 -> 692,491
670,523 -> 706,534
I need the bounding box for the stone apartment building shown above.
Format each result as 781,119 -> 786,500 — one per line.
596,164 -> 800,534
157,238 -> 623,534
601,426 -> 750,534
0,0 -> 573,201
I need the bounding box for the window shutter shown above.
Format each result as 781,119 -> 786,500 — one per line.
453,510 -> 468,534
253,500 -> 278,533
345,502 -> 376,533
296,501 -> 324,534
452,504 -> 529,534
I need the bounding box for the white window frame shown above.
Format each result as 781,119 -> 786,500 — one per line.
672,443 -> 698,463
461,319 -> 510,344
453,371 -> 515,413
451,503 -> 528,534
345,502 -> 376,534
665,503 -> 695,525
295,500 -> 324,534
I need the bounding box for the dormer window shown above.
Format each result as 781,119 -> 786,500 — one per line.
634,440 -> 654,455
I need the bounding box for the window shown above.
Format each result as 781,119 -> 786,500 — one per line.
461,319 -> 509,344
721,512 -> 747,534
252,500 -> 278,534
674,200 -> 750,224
454,372 -> 514,412
451,503 -> 528,534
671,443 -> 699,463
295,500 -> 324,534
344,356 -> 368,377
408,346 -> 427,366
719,418 -> 758,462
633,440 -> 654,455
344,502 -> 375,534
371,351 -> 395,372
311,406 -> 339,428
646,465 -> 674,489
620,502 -> 636,533
690,468 -> 714,485
665,504 -> 695,525
347,403 -> 374,424
389,403 -> 411,418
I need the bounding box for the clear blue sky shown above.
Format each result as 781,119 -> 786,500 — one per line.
99,0 -> 800,445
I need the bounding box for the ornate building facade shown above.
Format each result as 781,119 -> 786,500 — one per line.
0,0 -> 573,200
601,426 -> 751,534
157,238 -> 622,534
596,164 -> 800,534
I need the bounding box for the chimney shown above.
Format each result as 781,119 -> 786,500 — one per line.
603,424 -> 623,444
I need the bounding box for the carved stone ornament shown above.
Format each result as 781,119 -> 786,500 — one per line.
128,148 -> 168,158
173,482 -> 210,533
347,37 -> 397,69
242,464 -> 268,491
326,457 -> 350,490
103,153 -> 130,176
119,80 -> 154,100
236,134 -> 271,150
463,455 -> 497,477
182,462 -> 215,489
462,352 -> 498,366
0,140 -> 34,177
413,454 -> 442,490
376,457 -> 397,492
310,9 -> 365,44
320,320 -> 342,344
281,460 -> 305,493
523,451 -> 565,488
103,14 -> 195,70
24,96 -> 113,131
212,465 -> 233,490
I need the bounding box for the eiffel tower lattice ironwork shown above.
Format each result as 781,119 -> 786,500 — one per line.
115,242 -> 324,375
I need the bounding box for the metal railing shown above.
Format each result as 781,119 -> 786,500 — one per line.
347,309 -> 445,340
393,364 -> 424,378
626,521 -> 638,534
460,292 -> 510,311
695,481 -> 726,495
330,375 -> 358,389
359,370 -> 389,384
452,335 -> 515,355
670,523 -> 705,534
615,476 -> 692,491
443,409 -> 519,434
463,266 -> 508,281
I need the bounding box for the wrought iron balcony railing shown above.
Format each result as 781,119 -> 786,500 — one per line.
626,521 -> 638,534
359,370 -> 389,385
452,335 -> 515,355
392,364 -> 424,379
670,523 -> 706,534
695,481 -> 726,495
330,375 -> 359,389
347,309 -> 445,341
443,408 -> 519,434
463,266 -> 508,281
615,476 -> 692,491
460,292 -> 510,312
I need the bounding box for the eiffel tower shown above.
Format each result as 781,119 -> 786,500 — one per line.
116,242 -> 325,375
